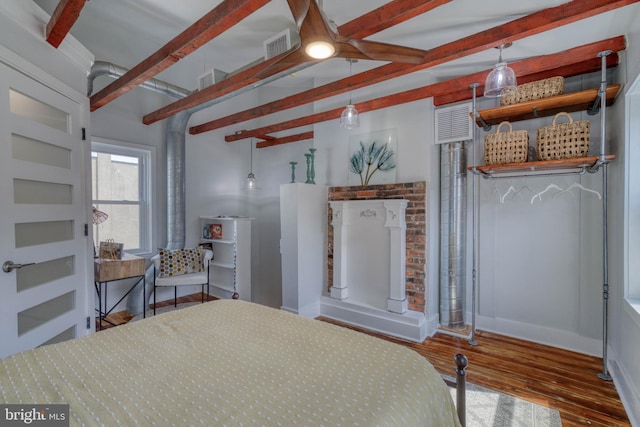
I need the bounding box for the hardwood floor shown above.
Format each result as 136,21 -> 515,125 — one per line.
320,318 -> 631,427
101,295 -> 631,426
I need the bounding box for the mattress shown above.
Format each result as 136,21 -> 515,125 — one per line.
0,299 -> 460,426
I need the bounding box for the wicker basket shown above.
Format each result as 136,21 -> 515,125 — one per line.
484,121 -> 529,165
500,76 -> 564,106
536,112 -> 590,160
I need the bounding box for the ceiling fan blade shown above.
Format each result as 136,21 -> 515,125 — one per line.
286,0 -> 311,29
298,0 -> 337,44
337,38 -> 427,64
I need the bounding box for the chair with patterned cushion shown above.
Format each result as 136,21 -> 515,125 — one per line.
151,247 -> 213,315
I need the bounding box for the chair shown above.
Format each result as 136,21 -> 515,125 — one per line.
151,248 -> 213,315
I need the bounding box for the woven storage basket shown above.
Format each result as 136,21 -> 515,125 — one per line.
484,121 -> 529,165
536,112 -> 590,160
500,76 -> 564,106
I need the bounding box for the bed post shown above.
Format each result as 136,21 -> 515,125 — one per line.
454,353 -> 468,427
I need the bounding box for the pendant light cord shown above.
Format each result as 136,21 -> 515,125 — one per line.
348,60 -> 353,104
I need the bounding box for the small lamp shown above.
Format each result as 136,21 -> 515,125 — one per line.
92,206 -> 108,258
244,139 -> 260,191
484,43 -> 517,98
339,59 -> 360,129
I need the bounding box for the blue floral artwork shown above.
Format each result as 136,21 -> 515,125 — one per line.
348,129 -> 397,186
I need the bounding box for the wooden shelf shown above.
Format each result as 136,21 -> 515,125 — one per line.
475,84 -> 621,127
469,155 -> 615,177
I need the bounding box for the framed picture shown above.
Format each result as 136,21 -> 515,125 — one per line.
99,241 -> 123,260
348,128 -> 397,186
210,223 -> 223,239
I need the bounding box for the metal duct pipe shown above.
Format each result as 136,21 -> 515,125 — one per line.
439,142 -> 467,329
87,61 -> 193,98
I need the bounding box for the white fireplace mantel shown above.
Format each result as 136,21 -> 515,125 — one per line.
329,199 -> 408,313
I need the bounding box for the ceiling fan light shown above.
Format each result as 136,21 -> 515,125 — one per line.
305,41 -> 335,59
339,104 -> 360,129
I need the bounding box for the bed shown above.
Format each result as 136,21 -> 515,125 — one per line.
0,299 -> 463,426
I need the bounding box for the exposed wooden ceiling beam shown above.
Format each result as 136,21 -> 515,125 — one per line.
433,54 -> 620,106
89,0 -> 270,111
143,0 -> 451,125
337,0 -> 451,40
256,131 -> 314,148
224,36 -> 625,144
45,0 -> 87,48
191,0 -> 638,136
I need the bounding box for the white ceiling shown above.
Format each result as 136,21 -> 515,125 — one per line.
31,1 -> 640,100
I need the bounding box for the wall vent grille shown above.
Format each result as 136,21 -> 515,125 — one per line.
434,103 -> 473,144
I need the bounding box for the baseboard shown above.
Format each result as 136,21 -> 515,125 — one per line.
319,296 -> 427,342
477,315 -> 602,356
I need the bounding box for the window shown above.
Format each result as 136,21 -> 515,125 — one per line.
91,138 -> 153,255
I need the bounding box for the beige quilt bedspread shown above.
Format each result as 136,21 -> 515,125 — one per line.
0,300 -> 460,426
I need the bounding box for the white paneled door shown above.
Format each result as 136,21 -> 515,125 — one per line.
0,62 -> 90,358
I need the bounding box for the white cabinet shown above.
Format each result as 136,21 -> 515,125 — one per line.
200,216 -> 252,301
280,183 -> 328,317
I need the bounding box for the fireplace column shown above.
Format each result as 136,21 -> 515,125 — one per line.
330,202 -> 349,299
385,200 -> 408,313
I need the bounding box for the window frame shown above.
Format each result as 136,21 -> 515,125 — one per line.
91,137 -> 155,257
625,70 -> 640,324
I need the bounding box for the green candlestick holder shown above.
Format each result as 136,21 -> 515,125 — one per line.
308,148 -> 316,184
289,161 -> 297,183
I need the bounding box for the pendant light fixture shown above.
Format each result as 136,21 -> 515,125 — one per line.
244,138 -> 259,191
484,43 -> 517,98
339,59 -> 360,129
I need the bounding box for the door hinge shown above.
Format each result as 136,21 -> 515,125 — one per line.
84,223 -> 89,236
82,127 -> 86,141
86,316 -> 91,329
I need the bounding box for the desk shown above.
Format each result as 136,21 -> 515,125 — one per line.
94,254 -> 146,330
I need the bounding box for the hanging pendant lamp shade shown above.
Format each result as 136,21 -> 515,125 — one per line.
340,104 -> 360,129
339,59 -> 360,129
244,139 -> 260,191
484,43 -> 517,98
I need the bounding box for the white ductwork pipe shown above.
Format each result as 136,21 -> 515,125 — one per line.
439,142 -> 467,329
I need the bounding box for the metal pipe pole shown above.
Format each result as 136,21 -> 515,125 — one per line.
469,83 -> 480,346
596,50 -> 612,381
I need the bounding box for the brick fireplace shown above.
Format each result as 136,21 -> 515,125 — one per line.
328,181 -> 427,312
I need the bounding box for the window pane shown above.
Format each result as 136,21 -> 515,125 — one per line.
91,141 -> 151,255
93,152 -> 140,201
93,204 -> 140,250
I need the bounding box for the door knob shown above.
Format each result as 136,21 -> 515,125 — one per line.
2,261 -> 35,273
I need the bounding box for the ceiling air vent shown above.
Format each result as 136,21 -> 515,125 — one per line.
264,29 -> 297,60
434,102 -> 473,144
197,69 -> 228,91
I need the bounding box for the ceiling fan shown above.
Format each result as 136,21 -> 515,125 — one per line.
256,0 -> 428,78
